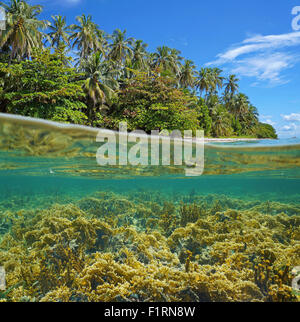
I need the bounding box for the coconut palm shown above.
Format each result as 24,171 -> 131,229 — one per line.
229,93 -> 251,124
249,104 -> 259,120
240,104 -> 259,134
131,39 -> 148,71
212,106 -> 232,137
224,74 -> 239,97
169,48 -> 183,74
195,68 -> 213,99
69,14 -> 104,61
224,74 -> 239,99
206,94 -> 221,116
223,74 -> 239,113
80,51 -> 118,121
47,15 -> 70,49
178,59 -> 196,89
0,0 -> 49,63
95,28 -> 108,57
108,29 -> 134,66
152,46 -> 180,75
146,52 -> 156,72
210,68 -> 224,94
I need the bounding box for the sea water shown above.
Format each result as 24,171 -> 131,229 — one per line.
0,113 -> 299,302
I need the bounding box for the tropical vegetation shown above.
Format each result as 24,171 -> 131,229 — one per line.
0,0 -> 277,138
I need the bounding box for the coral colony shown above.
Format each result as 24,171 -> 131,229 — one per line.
0,191 -> 299,302
0,118 -> 299,302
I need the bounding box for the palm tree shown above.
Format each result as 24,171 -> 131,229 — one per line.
146,52 -> 156,73
152,46 -> 180,75
231,93 -> 250,119
178,60 -> 196,89
206,94 -> 221,115
80,51 -> 118,121
131,39 -> 148,71
195,68 -> 213,99
108,29 -> 134,66
69,14 -> 104,61
249,104 -> 259,120
95,28 -> 108,57
0,0 -> 49,63
169,48 -> 183,75
210,68 -> 224,94
212,106 -> 232,137
47,15 -> 70,49
223,74 -> 239,114
240,104 -> 259,134
224,74 -> 239,99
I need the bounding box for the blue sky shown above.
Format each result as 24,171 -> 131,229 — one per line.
29,0 -> 300,137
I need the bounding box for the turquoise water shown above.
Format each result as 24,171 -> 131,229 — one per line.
0,114 -> 299,302
207,137 -> 300,147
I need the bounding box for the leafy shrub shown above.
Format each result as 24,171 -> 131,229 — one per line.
256,123 -> 278,139
0,49 -> 88,124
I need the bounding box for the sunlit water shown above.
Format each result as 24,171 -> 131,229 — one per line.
1,114 -> 299,206
0,113 -> 299,302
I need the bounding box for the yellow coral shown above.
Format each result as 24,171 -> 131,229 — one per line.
0,191 -> 299,302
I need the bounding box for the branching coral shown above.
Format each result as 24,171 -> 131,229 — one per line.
0,190 -> 299,302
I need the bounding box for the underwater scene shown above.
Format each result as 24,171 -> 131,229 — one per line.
0,114 -> 299,302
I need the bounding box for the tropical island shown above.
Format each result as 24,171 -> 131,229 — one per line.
0,0 -> 277,139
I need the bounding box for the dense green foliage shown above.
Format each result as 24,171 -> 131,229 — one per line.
0,0 -> 277,138
256,123 -> 278,139
0,48 -> 87,123
106,71 -> 199,134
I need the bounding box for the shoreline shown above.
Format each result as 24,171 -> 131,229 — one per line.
204,138 -> 265,143
0,113 -> 274,143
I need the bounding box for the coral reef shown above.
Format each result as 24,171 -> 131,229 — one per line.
0,190 -> 299,302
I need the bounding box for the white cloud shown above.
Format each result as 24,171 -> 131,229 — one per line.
280,123 -> 298,132
265,119 -> 277,126
277,122 -> 300,138
209,32 -> 300,65
281,125 -> 294,131
282,112 -> 300,122
207,31 -> 300,86
231,52 -> 295,85
260,115 -> 276,126
277,114 -> 300,137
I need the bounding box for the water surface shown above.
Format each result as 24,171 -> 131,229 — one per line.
0,114 -> 299,302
